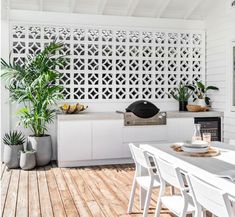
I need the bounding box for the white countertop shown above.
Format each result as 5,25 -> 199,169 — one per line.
57,111 -> 223,121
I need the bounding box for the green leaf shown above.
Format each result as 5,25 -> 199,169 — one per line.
206,86 -> 219,91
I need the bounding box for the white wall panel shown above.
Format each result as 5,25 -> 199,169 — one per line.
205,1 -> 235,142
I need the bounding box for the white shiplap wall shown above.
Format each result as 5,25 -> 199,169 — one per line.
205,1 -> 235,142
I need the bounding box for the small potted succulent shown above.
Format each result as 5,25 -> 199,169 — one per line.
169,83 -> 194,111
189,81 -> 219,107
3,131 -> 25,169
20,150 -> 36,170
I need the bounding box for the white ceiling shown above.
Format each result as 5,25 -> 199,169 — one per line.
2,0 -> 224,20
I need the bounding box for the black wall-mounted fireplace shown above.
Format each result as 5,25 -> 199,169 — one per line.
194,117 -> 221,141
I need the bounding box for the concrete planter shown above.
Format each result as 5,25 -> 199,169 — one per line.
20,150 -> 36,170
27,135 -> 52,166
3,144 -> 23,169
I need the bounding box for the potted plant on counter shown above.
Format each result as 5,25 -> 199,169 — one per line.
3,131 -> 25,169
169,83 -> 194,111
1,42 -> 66,166
189,81 -> 219,107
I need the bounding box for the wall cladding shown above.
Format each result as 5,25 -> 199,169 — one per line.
11,24 -> 205,102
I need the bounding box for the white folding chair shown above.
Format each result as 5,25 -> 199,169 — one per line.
153,156 -> 195,217
187,174 -> 235,217
229,139 -> 235,146
128,143 -> 161,217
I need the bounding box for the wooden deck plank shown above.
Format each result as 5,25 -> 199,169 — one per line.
1,168 -> 12,216
45,165 -> 66,217
51,164 -> 79,217
28,169 -> 41,217
62,168 -> 92,217
86,166 -> 127,216
70,168 -> 106,217
37,167 -> 54,217
95,166 -> 144,217
3,169 -> 20,217
78,167 -> 119,217
2,163 -> 209,217
16,170 -> 28,217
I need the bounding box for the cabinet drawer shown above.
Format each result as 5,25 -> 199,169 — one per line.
123,125 -> 167,143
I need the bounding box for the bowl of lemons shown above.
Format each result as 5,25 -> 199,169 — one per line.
60,103 -> 88,114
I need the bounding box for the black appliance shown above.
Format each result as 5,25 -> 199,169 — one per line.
126,100 -> 160,118
194,117 -> 221,141
123,100 -> 166,126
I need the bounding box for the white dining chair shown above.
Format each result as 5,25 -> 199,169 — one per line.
153,156 -> 195,217
187,174 -> 235,217
128,143 -> 161,217
229,139 -> 235,146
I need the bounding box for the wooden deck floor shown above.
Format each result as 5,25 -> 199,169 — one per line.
1,163 -> 190,217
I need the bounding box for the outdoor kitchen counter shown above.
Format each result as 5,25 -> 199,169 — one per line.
57,111 -> 223,120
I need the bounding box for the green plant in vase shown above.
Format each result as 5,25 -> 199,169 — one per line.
188,81 -> 219,106
3,131 -> 25,169
169,83 -> 194,111
1,42 -> 66,166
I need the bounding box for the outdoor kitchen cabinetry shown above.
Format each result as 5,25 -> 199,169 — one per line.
57,120 -> 92,162
92,120 -> 123,159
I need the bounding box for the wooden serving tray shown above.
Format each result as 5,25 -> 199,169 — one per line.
171,144 -> 220,157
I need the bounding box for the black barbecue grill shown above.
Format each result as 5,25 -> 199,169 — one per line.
118,100 -> 167,126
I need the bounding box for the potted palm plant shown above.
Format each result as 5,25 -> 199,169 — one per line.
3,131 -> 25,169
169,83 -> 194,111
1,42 -> 66,166
189,81 -> 219,107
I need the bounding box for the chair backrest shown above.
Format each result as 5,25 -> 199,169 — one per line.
154,156 -> 184,189
229,139 -> 235,146
187,174 -> 235,217
129,143 -> 151,169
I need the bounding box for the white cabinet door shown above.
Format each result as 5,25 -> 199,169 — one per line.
58,120 -> 92,161
92,120 -> 123,159
167,118 -> 194,142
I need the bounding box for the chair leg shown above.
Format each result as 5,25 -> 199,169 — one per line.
170,186 -> 175,195
142,185 -> 153,217
127,179 -> 137,213
154,184 -> 165,217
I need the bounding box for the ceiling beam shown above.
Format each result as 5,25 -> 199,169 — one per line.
69,0 -> 77,13
97,0 -> 108,14
156,0 -> 171,18
126,0 -> 141,16
183,0 -> 203,19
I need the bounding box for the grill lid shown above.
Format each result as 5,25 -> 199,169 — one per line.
126,100 -> 159,118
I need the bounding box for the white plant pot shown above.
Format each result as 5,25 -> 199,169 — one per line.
195,98 -> 206,107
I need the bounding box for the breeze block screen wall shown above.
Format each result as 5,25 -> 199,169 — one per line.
11,24 -> 205,102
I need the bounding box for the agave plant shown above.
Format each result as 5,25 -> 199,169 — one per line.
1,42 -> 66,136
3,131 -> 25,146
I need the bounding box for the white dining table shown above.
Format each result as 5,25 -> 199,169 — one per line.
139,142 -> 235,210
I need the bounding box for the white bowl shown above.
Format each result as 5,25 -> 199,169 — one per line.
189,140 -> 209,148
182,145 -> 209,153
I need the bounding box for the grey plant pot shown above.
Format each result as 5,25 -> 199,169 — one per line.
27,135 -> 52,166
20,151 -> 36,170
3,144 -> 23,169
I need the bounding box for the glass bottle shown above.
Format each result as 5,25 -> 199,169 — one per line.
192,124 -> 202,142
